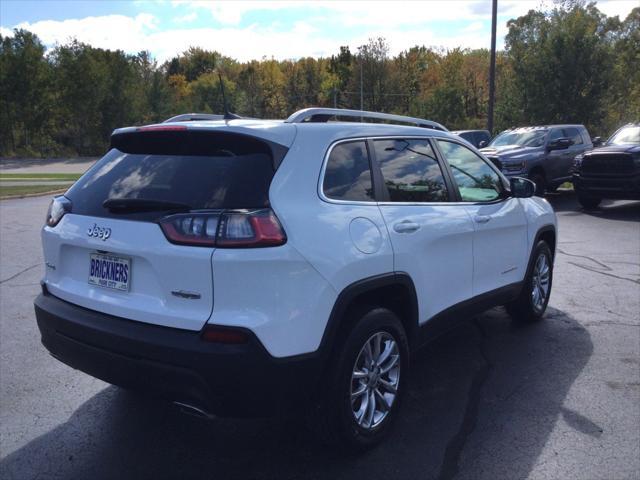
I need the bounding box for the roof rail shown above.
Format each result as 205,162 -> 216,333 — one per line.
163,113 -> 225,123
285,108 -> 448,131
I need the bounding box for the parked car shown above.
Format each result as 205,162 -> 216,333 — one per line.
34,108 -> 557,450
452,129 -> 492,149
480,125 -> 592,195
572,123 -> 640,209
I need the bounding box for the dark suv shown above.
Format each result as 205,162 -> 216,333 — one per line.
572,123 -> 640,209
481,125 -> 592,195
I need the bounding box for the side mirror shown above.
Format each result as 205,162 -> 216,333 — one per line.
510,177 -> 535,198
478,140 -> 487,148
592,136 -> 602,147
547,137 -> 573,150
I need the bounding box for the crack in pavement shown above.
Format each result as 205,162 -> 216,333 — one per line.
584,320 -> 640,328
556,248 -> 639,282
437,319 -> 492,480
567,261 -> 640,284
0,263 -> 40,284
557,248 -> 612,271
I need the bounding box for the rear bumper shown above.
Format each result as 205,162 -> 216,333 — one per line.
34,290 -> 322,417
572,174 -> 640,200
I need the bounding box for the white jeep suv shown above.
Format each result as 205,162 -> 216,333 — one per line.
35,108 -> 557,449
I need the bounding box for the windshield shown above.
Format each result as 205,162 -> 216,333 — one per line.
608,126 -> 640,145
489,130 -> 548,148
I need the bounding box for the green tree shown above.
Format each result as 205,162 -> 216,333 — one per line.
606,7 -> 640,132
328,46 -> 353,107
354,37 -> 392,112
505,1 -> 616,133
0,29 -> 53,155
424,49 -> 467,129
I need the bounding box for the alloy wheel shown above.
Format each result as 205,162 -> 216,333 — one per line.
531,253 -> 551,311
350,332 -> 401,430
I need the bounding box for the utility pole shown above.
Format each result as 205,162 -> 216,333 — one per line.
360,58 -> 364,112
487,0 -> 497,134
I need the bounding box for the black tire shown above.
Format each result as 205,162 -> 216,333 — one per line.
506,241 -> 553,322
314,307 -> 409,452
578,195 -> 602,210
529,172 -> 546,196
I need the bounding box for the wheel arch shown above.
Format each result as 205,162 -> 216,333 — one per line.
533,224 -> 556,260
518,224 -> 557,295
318,273 -> 420,359
529,165 -> 547,178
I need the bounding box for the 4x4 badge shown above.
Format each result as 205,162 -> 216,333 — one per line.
87,224 -> 111,241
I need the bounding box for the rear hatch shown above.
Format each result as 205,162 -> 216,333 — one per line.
42,126 -> 288,331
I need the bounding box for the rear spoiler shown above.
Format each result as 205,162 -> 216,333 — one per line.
109,127 -> 290,169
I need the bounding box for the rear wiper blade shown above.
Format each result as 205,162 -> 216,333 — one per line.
103,198 -> 192,213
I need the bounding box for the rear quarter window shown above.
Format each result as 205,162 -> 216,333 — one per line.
322,141 -> 374,202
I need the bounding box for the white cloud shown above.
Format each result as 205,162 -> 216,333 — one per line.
597,0 -> 638,19
1,1 -> 636,61
171,1 -> 309,25
173,0 -> 637,26
463,21 -> 485,33
0,15 -> 495,62
174,12 -> 197,23
173,0 -> 544,26
11,13 -> 159,52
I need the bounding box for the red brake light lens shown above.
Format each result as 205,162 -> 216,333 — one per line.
45,196 -> 72,227
201,325 -> 249,344
136,125 -> 187,132
159,209 -> 286,248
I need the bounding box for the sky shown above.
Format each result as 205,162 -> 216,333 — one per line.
0,1 -> 637,62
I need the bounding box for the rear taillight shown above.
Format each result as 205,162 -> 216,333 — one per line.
45,196 -> 72,227
201,325 -> 248,344
159,209 -> 286,248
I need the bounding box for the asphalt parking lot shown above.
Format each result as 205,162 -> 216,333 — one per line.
0,193 -> 638,480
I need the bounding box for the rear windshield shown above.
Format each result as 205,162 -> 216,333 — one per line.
608,126 -> 640,145
66,131 -> 279,221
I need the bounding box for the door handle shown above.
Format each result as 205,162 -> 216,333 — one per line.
474,215 -> 492,224
393,221 -> 420,233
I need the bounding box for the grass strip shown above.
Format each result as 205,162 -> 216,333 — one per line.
0,184 -> 69,199
0,173 -> 81,180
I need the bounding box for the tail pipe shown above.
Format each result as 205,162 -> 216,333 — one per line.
173,401 -> 216,420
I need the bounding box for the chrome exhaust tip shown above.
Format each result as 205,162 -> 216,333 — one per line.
173,401 -> 216,420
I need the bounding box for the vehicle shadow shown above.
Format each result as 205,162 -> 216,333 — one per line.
546,190 -> 640,219
0,307 -> 592,480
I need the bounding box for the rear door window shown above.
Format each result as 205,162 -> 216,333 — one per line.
475,131 -> 490,146
459,132 -> 475,145
565,127 -> 583,145
66,131 -> 279,221
548,128 -> 565,142
322,141 -> 374,201
374,138 -> 450,202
